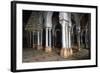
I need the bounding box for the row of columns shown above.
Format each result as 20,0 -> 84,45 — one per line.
44,12 -> 53,53
33,30 -> 43,50
33,12 -> 73,58
80,24 -> 89,49
45,27 -> 52,52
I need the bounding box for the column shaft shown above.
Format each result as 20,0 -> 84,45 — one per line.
65,23 -> 69,48
46,28 -> 48,47
59,12 -> 73,58
37,31 -> 43,50
68,18 -> 72,48
62,24 -> 66,48
45,27 -> 52,53
41,30 -> 42,46
49,28 -> 52,48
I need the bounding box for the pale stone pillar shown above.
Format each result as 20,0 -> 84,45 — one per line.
62,24 -> 66,48
44,12 -> 53,53
45,28 -> 52,53
40,29 -> 43,47
49,28 -> 52,48
59,12 -> 73,58
68,14 -> 73,54
68,14 -> 72,48
46,28 -> 48,47
68,27 -> 71,48
37,31 -> 41,50
65,23 -> 69,49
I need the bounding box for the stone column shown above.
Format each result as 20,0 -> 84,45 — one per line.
40,29 -> 43,48
68,14 -> 72,49
49,28 -> 52,49
37,31 -> 41,50
44,12 -> 53,53
46,28 -> 48,47
45,27 -> 52,53
59,12 -> 73,58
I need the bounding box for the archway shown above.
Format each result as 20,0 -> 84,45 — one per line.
55,25 -> 62,49
52,12 -> 62,49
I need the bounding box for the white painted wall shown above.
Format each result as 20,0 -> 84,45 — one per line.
0,0 -> 100,73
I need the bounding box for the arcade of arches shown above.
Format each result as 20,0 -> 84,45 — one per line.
23,10 -> 91,60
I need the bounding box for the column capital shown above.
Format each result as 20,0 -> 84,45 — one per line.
59,12 -> 69,21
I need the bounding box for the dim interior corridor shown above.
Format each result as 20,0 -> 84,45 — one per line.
23,11 -> 91,62
23,48 -> 89,62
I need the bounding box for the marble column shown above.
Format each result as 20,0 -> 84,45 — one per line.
44,12 -> 53,53
46,28 -> 48,47
45,27 -> 52,53
68,14 -> 72,49
49,28 -> 52,49
59,12 -> 73,58
40,29 -> 43,48
37,31 -> 41,50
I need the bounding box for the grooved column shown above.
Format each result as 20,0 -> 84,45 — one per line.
45,28 -> 52,53
46,28 -> 48,47
68,14 -> 72,49
40,29 -> 43,47
59,12 -> 73,58
44,12 -> 53,53
62,24 -> 66,48
37,31 -> 42,50
49,28 -> 52,48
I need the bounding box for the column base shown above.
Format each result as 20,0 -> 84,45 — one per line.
60,48 -> 73,58
45,47 -> 52,53
37,45 -> 43,50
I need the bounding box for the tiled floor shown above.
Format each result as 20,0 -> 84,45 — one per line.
22,48 -> 90,63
